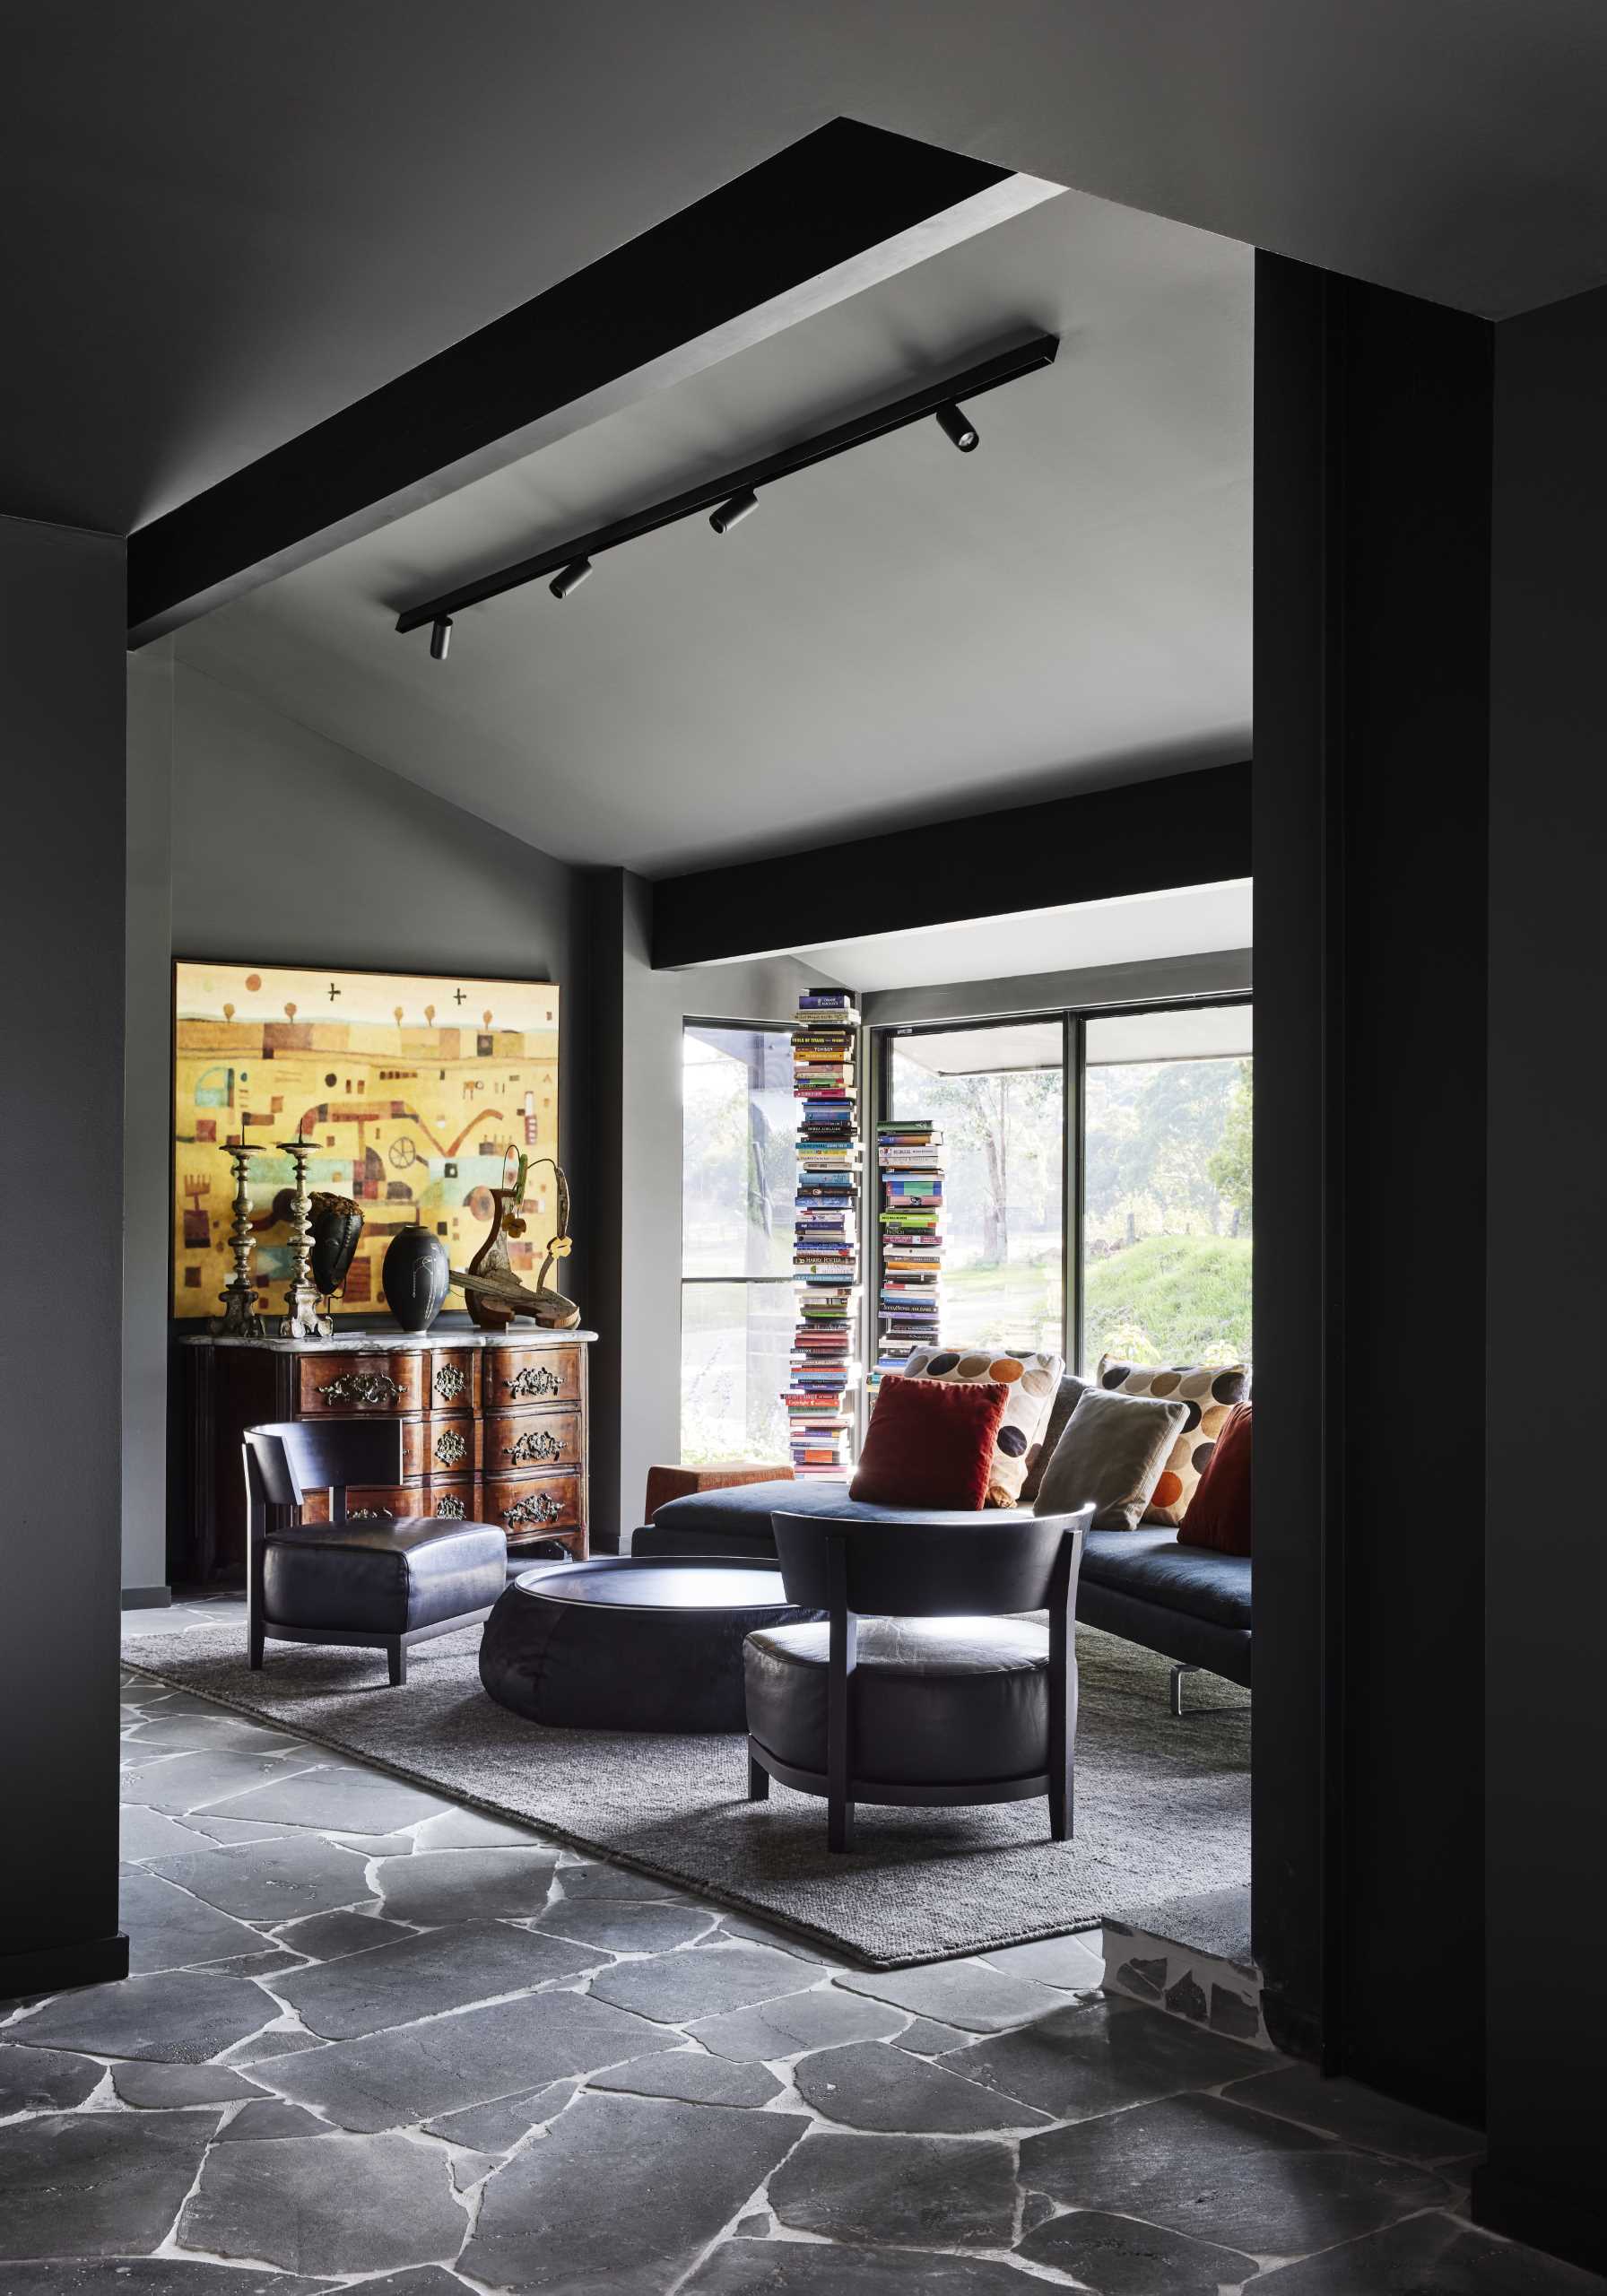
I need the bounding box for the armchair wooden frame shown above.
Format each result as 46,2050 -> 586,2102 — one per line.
749,1504 -> 1092,1853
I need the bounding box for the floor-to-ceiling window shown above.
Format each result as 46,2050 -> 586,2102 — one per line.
680,1022 -> 794,1463
879,1000 -> 1250,1370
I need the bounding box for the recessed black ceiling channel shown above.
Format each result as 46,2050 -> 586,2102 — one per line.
394,333 -> 1057,642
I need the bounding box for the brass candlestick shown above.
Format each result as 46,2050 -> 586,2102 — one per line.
277,1133 -> 333,1340
209,1134 -> 266,1338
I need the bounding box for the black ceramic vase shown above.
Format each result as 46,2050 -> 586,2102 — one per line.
309,1196 -> 364,1299
383,1227 -> 450,1332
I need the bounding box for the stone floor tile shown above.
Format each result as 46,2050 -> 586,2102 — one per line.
421,2078 -> 578,2150
148,1835 -> 378,1923
464,2089 -> 808,2294
324,2274 -> 473,2296
273,1918 -> 598,2039
118,1748 -> 315,1813
218,2096 -> 334,2139
0,2041 -> 106,2114
110,2060 -> 267,2108
204,1764 -> 460,1834
413,1806 -> 550,1850
835,1958 -> 1065,2033
4,2264 -> 328,2294
768,2129 -> 1019,2250
1016,2204 -> 1257,2292
1223,2061 -> 1482,2163
167,1813 -> 310,1846
329,1830 -> 427,1856
977,1930 -> 1106,1991
206,1944 -> 308,1979
265,1987 -> 679,2132
1020,2092 -> 1447,2258
684,2243 -> 1073,2292
792,2038 -> 1054,2134
179,2128 -> 465,2276
121,1717 -> 304,1757
0,2110 -> 217,2258
224,2027 -> 328,2065
551,1861 -> 686,1901
117,1868 -> 270,1973
590,2048 -> 784,2107
890,2017 -> 969,2056
715,1914 -> 838,1963
689,1986 -> 907,2063
11,1970 -> 279,2063
449,2147 -> 501,2188
948,1995 -> 1266,2121
118,1805 -> 216,1862
274,1909 -> 413,1961
535,1900 -> 717,1954
588,1939 -> 820,2024
1256,2210 -> 1607,2292
371,1846 -> 562,1925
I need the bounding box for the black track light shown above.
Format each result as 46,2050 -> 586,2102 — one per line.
709,487 -> 760,535
934,401 -> 979,453
549,556 -> 594,600
429,614 -> 453,661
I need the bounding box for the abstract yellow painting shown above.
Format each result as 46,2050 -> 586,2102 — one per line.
173,961 -> 560,1319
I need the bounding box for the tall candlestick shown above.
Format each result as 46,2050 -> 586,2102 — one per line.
209,1138 -> 266,1338
277,1131 -> 332,1339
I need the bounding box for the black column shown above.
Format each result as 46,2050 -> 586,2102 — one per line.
1252,257 -> 1491,2121
0,514 -> 129,1997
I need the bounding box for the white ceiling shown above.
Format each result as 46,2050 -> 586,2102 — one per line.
779,881 -> 1254,993
178,189 -> 1252,877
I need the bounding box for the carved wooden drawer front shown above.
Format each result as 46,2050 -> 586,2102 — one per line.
480,1470 -> 581,1537
300,1474 -> 475,1526
388,1417 -> 473,1479
479,1347 -> 581,1409
299,1353 -> 424,1415
479,1408 -> 580,1474
428,1350 -> 473,1407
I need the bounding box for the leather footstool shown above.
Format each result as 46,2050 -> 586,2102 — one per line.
259,1517 -> 507,1683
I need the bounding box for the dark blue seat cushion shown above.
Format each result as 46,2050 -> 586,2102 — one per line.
1079,1526 -> 1251,1632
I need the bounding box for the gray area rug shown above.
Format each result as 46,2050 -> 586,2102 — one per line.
123,1619 -> 1249,1970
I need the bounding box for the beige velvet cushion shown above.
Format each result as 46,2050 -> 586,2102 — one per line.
1030,1387 -> 1189,1531
901,1345 -> 1064,1506
1096,1356 -> 1252,1526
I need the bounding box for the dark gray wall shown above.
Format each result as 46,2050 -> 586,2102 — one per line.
1,514 -> 128,1994
122,661 -> 586,1587
1477,282 -> 1607,2278
1253,257 -> 1490,2120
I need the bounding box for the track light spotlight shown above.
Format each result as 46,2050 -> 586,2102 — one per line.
709,487 -> 760,535
429,615 -> 453,661
934,401 -> 979,453
550,557 -> 594,600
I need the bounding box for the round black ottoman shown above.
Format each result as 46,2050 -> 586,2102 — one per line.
478,1555 -> 822,1732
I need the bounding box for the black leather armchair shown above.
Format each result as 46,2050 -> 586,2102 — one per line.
744,1504 -> 1092,1852
243,1420 -> 506,1685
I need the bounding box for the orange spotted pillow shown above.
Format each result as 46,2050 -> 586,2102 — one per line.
1097,1356 -> 1251,1526
902,1346 -> 1064,1506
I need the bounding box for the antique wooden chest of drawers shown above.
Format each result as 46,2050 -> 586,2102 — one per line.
182,1328 -> 595,1582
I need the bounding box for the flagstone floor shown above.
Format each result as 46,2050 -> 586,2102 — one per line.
0,1602 -> 1599,2292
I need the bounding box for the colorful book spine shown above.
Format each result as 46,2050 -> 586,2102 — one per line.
869,1119 -> 944,1401
782,999 -> 861,1477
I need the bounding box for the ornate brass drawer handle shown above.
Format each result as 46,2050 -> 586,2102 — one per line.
434,1362 -> 465,1402
434,1494 -> 467,1519
508,1427 -> 561,1465
435,1427 -> 468,1467
504,1491 -> 562,1529
318,1370 -> 401,1409
348,1506 -> 393,1521
507,1363 -> 561,1400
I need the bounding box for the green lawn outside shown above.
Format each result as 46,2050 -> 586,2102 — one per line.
938,1233 -> 1251,1367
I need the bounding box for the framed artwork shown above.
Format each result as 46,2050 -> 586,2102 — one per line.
173,961 -> 560,1319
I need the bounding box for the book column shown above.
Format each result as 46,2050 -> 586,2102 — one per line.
783,994 -> 861,1477
872,1117 -> 945,1395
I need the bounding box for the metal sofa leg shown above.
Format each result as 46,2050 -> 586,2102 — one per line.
388,1639 -> 408,1687
747,1751 -> 770,1802
1169,1662 -> 1196,1717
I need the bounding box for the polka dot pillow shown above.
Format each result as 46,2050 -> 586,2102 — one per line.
903,1347 -> 1064,1506
1097,1356 -> 1251,1526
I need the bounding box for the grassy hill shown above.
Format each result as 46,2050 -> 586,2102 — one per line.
1082,1231 -> 1252,1366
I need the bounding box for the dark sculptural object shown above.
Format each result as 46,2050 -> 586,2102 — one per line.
383,1226 -> 450,1332
309,1193 -> 363,1300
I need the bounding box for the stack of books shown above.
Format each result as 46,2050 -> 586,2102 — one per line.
782,992 -> 861,1477
872,1118 -> 944,1394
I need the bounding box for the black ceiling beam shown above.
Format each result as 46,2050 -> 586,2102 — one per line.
395,334 -> 1057,635
126,120 -> 1017,644
649,762 -> 1253,970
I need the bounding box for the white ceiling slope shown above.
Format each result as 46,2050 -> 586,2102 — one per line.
178,190 -> 1252,877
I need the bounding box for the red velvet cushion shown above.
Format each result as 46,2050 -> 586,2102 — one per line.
849,1373 -> 1009,1510
1177,1400 -> 1253,1554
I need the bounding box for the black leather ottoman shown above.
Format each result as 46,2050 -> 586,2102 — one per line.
261,1516 -> 508,1683
478,1556 -> 821,1732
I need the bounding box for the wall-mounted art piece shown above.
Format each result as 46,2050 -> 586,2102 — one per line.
172,961 -> 560,1320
